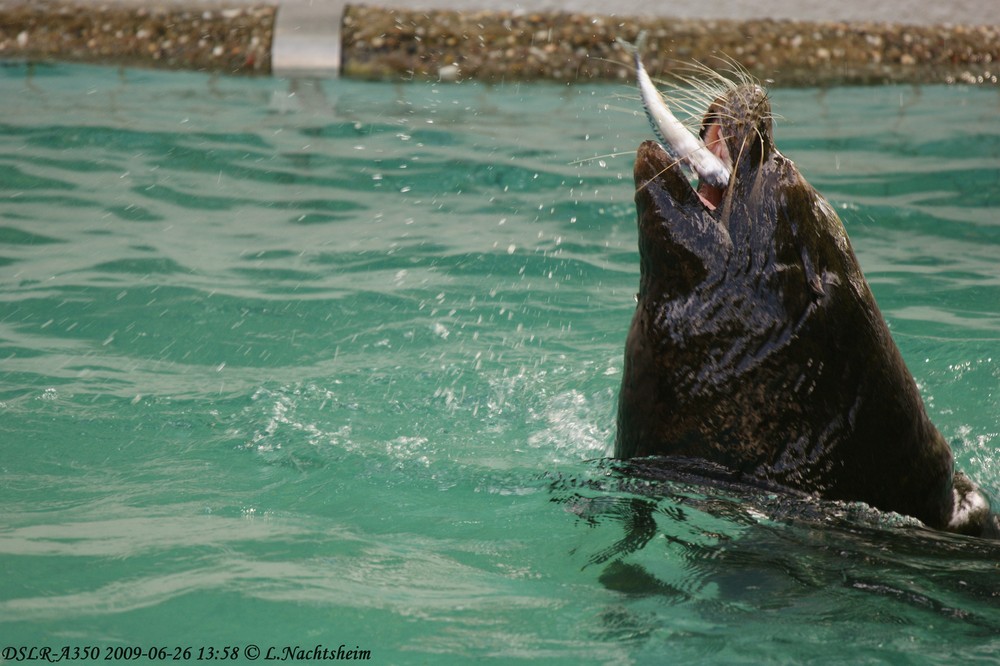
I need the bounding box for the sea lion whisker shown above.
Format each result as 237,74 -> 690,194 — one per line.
653,102 -> 713,133
689,54 -> 757,88
666,96 -> 740,129
669,58 -> 736,84
611,91 -> 641,102
609,94 -> 704,131
657,68 -> 733,100
569,150 -> 637,166
703,111 -> 743,125
670,58 -> 749,93
750,94 -> 773,116
593,53 -> 642,71
669,71 -> 733,96
650,84 -> 720,118
650,90 -> 709,117
632,154 -> 695,196
660,79 -> 729,112
659,73 -> 728,97
606,99 -> 662,120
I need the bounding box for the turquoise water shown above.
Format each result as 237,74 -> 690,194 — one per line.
1,63 -> 998,663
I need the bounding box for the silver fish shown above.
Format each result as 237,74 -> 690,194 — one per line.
618,34 -> 731,190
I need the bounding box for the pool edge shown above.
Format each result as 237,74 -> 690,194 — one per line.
0,0 -> 997,86
271,0 -> 343,78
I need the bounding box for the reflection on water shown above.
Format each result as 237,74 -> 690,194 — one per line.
551,458 -> 1000,641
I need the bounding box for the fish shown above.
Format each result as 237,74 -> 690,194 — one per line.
617,33 -> 731,190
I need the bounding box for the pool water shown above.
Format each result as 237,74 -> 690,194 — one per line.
1,63 -> 998,663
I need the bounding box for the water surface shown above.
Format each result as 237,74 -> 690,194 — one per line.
1,64 -> 999,663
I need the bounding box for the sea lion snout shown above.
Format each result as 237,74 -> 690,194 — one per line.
633,140 -> 731,298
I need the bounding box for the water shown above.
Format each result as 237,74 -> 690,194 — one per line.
1,63 -> 998,663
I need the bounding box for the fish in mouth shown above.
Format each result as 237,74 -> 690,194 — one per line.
614,40 -> 999,538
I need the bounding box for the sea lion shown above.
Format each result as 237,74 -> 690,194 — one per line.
614,64 -> 998,538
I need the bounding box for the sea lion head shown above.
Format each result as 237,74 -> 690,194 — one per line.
617,72 -> 998,535
631,78 -> 846,308
626,78 -> 864,415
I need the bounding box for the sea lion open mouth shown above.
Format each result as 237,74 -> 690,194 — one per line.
696,114 -> 731,209
616,54 -> 1000,539
637,77 -> 773,217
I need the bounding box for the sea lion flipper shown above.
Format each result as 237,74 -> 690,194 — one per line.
949,472 -> 1000,538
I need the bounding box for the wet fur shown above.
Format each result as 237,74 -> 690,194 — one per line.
616,63 -> 999,538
